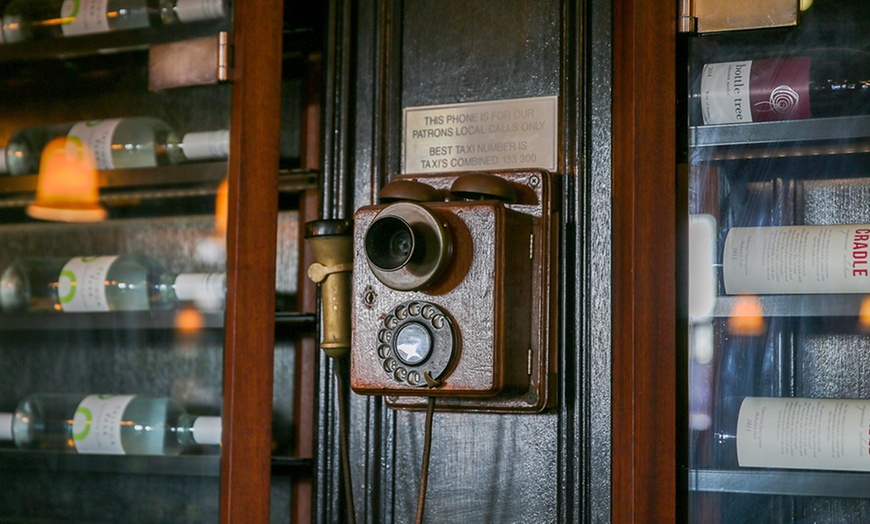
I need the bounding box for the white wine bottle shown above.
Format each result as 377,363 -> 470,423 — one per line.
0,255 -> 225,312
0,393 -> 221,455
723,224 -> 870,295
715,396 -> 870,472
0,117 -> 229,176
1,0 -> 226,43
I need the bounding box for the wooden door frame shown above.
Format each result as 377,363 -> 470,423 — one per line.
220,0 -> 285,521
611,0 -> 679,521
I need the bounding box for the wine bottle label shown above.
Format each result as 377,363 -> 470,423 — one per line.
59,256 -> 118,311
73,395 -> 134,455
61,0 -> 111,37
700,58 -> 811,125
723,225 -> 870,294
68,119 -> 123,170
737,397 -> 870,471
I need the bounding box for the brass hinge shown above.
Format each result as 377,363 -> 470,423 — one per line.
218,31 -> 233,82
678,0 -> 697,33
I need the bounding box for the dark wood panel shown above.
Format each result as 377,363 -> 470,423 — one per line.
220,0 -> 285,521
611,0 -> 678,522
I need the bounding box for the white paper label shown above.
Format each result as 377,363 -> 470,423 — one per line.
402,96 -> 558,174
73,395 -> 134,454
61,0 -> 110,37
737,397 -> 870,471
68,119 -> 122,170
723,225 -> 870,294
700,61 -> 753,125
59,256 -> 117,311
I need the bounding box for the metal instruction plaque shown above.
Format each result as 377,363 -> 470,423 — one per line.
403,96 -> 558,174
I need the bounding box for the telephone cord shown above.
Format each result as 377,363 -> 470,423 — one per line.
415,396 -> 436,524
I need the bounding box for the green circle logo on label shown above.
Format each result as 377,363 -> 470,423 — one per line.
72,406 -> 92,441
60,0 -> 81,24
58,269 -> 77,304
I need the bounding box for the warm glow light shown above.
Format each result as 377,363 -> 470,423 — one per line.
859,296 -> 870,332
26,137 -> 107,223
215,177 -> 228,237
726,295 -> 766,336
175,305 -> 205,334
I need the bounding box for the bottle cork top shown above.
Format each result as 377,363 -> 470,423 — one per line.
181,130 -> 229,161
192,416 -> 222,445
174,0 -> 227,23
174,272 -> 226,309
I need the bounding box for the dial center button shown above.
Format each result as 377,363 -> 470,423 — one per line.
394,322 -> 432,365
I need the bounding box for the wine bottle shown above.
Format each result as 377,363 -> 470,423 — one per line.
0,255 -> 225,312
1,0 -> 226,44
0,117 -> 229,176
715,396 -> 870,472
0,393 -> 221,455
722,224 -> 870,294
694,49 -> 870,125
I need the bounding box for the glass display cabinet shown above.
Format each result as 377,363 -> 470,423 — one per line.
0,0 -> 324,521
684,0 -> 870,520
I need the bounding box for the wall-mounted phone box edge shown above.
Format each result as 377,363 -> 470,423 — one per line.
349,169 -> 560,414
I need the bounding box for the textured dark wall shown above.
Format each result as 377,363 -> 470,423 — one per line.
319,0 -> 613,522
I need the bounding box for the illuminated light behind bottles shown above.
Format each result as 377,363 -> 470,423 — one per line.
215,177 -> 228,237
726,295 -> 766,336
26,137 -> 107,223
173,304 -> 205,360
196,177 -> 228,265
858,295 -> 870,332
175,304 -> 205,334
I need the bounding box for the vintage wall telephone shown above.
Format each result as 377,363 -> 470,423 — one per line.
306,169 -> 559,522
349,169 -> 559,413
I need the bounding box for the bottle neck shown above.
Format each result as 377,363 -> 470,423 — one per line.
0,148 -> 7,174
0,413 -> 12,441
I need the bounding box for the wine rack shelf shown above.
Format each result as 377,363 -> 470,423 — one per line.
0,311 -> 315,332
0,21 -> 323,65
0,449 -> 312,478
0,20 -> 231,63
713,294 -> 868,318
687,468 -> 870,499
0,165 -> 318,208
689,115 -> 870,160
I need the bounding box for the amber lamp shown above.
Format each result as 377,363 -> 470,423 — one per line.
26,137 -> 107,223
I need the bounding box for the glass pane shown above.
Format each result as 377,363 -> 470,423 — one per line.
686,0 -> 870,521
0,8 -> 232,521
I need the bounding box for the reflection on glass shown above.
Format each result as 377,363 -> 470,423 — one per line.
859,295 -> 870,332
726,295 -> 765,336
26,137 -> 106,223
196,177 -> 228,265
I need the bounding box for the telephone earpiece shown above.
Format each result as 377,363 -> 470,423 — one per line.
449,172 -> 517,202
